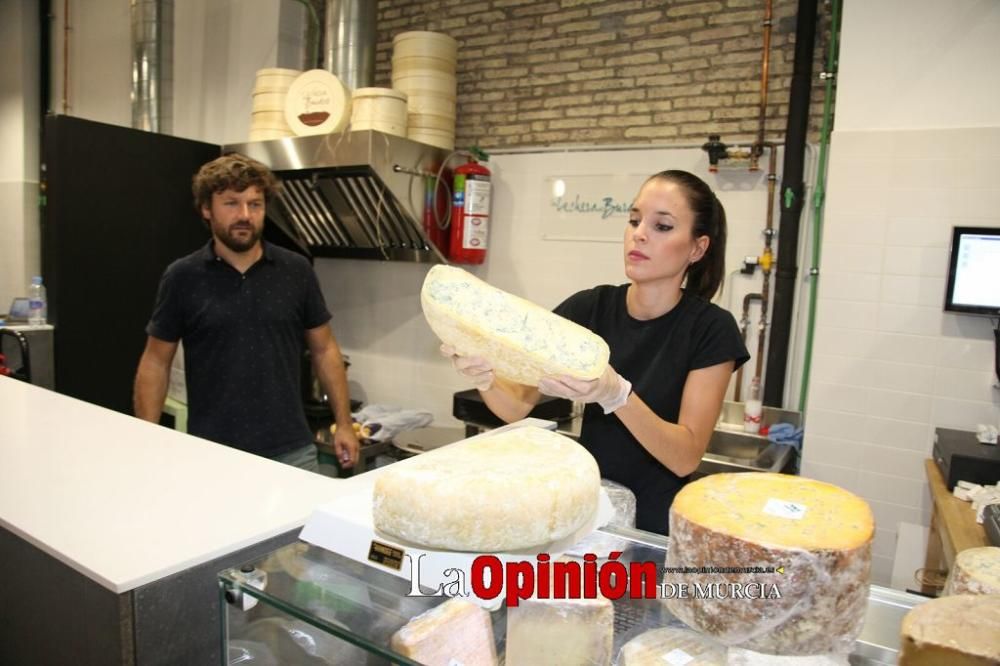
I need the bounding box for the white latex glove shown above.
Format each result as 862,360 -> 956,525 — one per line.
440,344 -> 495,392
538,365 -> 632,415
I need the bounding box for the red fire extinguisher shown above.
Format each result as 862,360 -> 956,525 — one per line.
449,154 -> 491,264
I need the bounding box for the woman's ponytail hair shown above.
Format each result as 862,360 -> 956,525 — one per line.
647,170 -> 727,300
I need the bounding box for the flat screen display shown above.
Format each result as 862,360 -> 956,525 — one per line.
944,226 -> 1000,316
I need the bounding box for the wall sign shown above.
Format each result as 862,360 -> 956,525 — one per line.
541,174 -> 646,242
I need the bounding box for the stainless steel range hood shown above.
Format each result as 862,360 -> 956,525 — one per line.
224,131 -> 452,263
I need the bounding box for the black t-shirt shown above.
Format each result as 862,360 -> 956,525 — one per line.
146,241 -> 331,457
555,285 -> 749,534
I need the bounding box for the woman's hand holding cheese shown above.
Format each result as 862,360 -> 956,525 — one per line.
538,365 -> 632,414
440,344 -> 495,392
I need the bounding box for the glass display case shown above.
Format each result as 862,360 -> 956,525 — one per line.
219,526 -> 925,665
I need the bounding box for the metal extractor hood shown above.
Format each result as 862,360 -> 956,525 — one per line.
224,131 -> 451,263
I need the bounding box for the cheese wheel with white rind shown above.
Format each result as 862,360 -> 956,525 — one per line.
619,626 -> 727,665
505,597 -> 613,666
421,265 -> 610,386
390,598 -> 498,666
664,473 -> 874,656
942,546 -> 1000,596
372,426 -> 600,551
898,594 -> 1000,665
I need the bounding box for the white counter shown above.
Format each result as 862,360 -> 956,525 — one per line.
0,376 -> 346,593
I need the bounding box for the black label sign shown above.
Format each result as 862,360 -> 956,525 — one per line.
368,540 -> 404,571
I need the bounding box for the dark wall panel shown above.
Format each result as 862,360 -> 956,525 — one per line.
42,116 -> 219,414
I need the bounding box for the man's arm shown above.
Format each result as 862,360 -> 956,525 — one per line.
305,323 -> 359,468
134,336 -> 179,422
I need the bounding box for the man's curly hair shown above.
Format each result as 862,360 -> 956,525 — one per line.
192,153 -> 281,212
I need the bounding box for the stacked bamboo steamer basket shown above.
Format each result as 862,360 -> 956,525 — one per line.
249,68 -> 299,141
350,87 -> 408,137
391,31 -> 457,150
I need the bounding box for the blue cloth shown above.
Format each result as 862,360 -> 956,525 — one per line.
767,422 -> 804,451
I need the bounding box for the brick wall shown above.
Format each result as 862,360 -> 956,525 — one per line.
374,0 -> 831,150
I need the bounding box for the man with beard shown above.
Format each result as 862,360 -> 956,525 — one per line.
133,153 -> 359,472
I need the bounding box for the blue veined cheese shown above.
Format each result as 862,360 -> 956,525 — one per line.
943,546 -> 1000,596
372,427 -> 600,552
421,265 -> 609,385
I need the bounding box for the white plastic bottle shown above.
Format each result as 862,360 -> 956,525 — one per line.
28,276 -> 47,325
743,377 -> 763,434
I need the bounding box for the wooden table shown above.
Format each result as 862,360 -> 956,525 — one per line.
922,459 -> 990,593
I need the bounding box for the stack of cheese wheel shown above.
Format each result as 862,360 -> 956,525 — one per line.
350,87 -> 408,137
391,31 -> 457,150
249,68 -> 299,141
663,472 -> 875,656
283,69 -> 351,137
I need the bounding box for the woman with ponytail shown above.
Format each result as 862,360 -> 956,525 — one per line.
443,170 -> 748,535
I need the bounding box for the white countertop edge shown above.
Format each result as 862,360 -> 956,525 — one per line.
1,514 -> 311,594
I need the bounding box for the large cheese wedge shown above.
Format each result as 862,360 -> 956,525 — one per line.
663,473 -> 874,656
899,594 -> 1000,665
389,598 -> 498,666
421,265 -> 609,385
942,546 -> 1000,596
619,626 -> 726,665
505,597 -> 613,666
373,426 -> 600,551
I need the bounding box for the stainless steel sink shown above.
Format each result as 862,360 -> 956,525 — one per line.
695,400 -> 802,476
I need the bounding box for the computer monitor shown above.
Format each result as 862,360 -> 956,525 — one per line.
944,226 -> 1000,317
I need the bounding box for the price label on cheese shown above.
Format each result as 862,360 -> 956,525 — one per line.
662,648 -> 694,665
763,498 -> 807,520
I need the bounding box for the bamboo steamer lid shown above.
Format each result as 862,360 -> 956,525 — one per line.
391,72 -> 457,97
392,54 -> 456,75
284,69 -> 351,136
407,113 -> 455,132
405,94 -> 456,118
408,130 -> 455,151
392,31 -> 457,61
351,88 -> 408,136
252,92 -> 288,112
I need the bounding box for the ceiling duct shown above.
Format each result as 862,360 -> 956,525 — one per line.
224,131 -> 451,263
130,0 -> 173,134
323,0 -> 375,90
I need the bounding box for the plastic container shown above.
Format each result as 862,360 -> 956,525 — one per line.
743,378 -> 762,434
28,276 -> 46,325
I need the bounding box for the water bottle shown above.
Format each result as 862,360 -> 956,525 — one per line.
28,276 -> 47,325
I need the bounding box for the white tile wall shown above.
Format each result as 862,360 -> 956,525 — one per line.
317,145 -> 805,424
803,126 -> 1000,588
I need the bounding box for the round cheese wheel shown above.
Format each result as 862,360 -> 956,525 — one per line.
619,626 -> 727,665
284,69 -> 350,136
664,473 -> 874,656
942,546 -> 1000,596
372,426 -> 600,551
421,265 -> 610,385
899,594 -> 1000,665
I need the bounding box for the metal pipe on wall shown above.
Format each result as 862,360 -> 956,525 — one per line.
764,0 -> 818,407
323,0 -> 375,91
750,0 -> 773,171
130,0 -> 173,134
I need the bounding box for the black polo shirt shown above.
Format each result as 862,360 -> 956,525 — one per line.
147,241 -> 331,457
